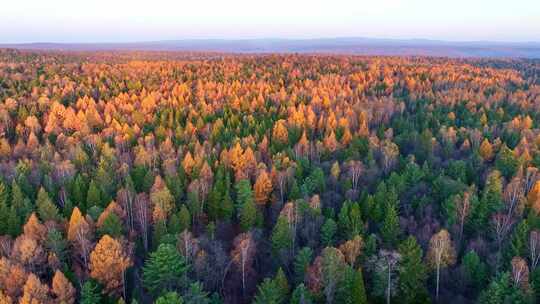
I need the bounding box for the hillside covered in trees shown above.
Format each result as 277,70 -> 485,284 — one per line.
1,49 -> 540,303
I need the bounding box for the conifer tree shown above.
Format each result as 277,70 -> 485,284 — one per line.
294,247 -> 313,284
143,243 -> 188,295
81,280 -> 102,304
178,205 -> 191,232
321,218 -> 337,246
36,187 -> 61,222
397,236 -> 429,303
381,203 -> 400,247
86,180 -> 102,209
290,284 -> 313,304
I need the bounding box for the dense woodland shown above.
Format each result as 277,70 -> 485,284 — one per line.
0,49 -> 540,304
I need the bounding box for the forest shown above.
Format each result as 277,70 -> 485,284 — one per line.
0,49 -> 539,303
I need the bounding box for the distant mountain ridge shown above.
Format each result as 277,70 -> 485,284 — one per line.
2,37 -> 540,58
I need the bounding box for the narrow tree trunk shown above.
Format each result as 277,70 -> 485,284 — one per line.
436,263 -> 440,302
242,257 -> 246,298
387,264 -> 391,304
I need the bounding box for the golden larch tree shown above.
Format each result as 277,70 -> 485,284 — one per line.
19,274 -> 50,304
272,120 -> 289,144
254,170 -> 273,205
479,138 -> 494,161
89,235 -> 132,296
52,270 -> 75,304
23,213 -> 47,242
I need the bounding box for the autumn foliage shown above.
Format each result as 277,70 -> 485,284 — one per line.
0,49 -> 540,303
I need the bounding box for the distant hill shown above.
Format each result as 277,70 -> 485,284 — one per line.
2,37 -> 540,58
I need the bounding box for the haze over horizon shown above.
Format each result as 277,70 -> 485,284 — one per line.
1,0 -> 539,44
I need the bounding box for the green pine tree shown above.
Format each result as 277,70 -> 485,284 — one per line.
208,166 -> 226,221
397,236 -> 429,304
351,267 -> 368,304
461,250 -> 488,290
504,220 -> 529,262
471,170 -> 503,231
381,203 -> 400,247
294,247 -> 313,284
274,268 -> 290,301
178,205 -> 191,232
11,180 -> 32,221
271,217 -> 292,253
253,278 -> 284,304
221,188 -> 234,221
36,187 -> 61,222
86,180 -> 102,209
153,219 -> 168,249
98,212 -> 124,237
7,205 -> 21,237
155,292 -> 184,304
0,182 -> 9,234
240,198 -> 258,232
477,272 -> 530,304
71,174 -> 88,211
80,280 -> 102,304
290,284 -> 313,304
143,243 -> 188,295
495,144 -> 519,179
338,201 -> 364,240
183,282 -> 210,304
337,266 -> 368,304
321,218 -> 337,247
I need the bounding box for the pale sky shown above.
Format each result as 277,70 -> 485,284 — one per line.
1,0 -> 539,43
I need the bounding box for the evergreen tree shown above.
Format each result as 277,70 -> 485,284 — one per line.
274,268 -> 290,301
461,250 -> 488,290
153,219 -> 169,248
45,228 -> 68,265
36,187 -> 61,222
98,213 -> 123,237
321,218 -> 337,246
504,220 -> 529,262
221,188 -> 234,221
71,174 -> 88,211
471,171 -> 503,231
208,166 -> 226,221
166,174 -> 185,203
178,205 -> 191,232
86,180 -> 102,209
240,196 -> 258,232
338,201 -> 364,240
372,182 -> 388,222
11,180 -> 32,221
80,280 -> 102,304
337,266 -> 368,304
0,182 -> 9,234
350,267 -> 368,304
397,236 -> 429,304
235,179 -> 253,211
155,292 -> 184,304
271,217 -> 292,254
143,243 -> 188,295
290,284 -> 313,304
495,144 -> 519,179
183,282 -> 210,304
289,179 -> 301,201
253,278 -> 284,304
477,272 -> 530,304
7,205 -> 21,237
168,213 -> 182,235
294,247 -> 313,284
381,203 -> 400,247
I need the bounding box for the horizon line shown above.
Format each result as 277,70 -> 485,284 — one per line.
2,36 -> 540,45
